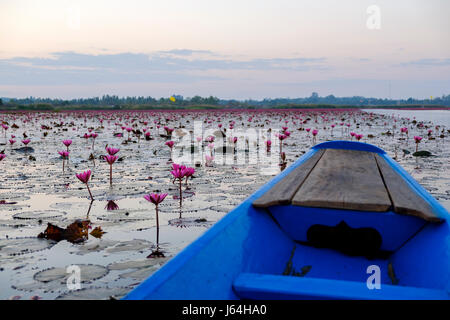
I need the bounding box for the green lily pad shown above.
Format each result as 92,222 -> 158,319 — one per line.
413,150 -> 432,157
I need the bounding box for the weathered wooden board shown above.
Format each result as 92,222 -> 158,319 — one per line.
292,149 -> 392,212
252,149 -> 325,208
374,154 -> 441,222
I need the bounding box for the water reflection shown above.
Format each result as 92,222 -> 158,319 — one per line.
105,199 -> 119,211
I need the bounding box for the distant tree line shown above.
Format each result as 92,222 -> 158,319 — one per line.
224,92 -> 450,107
1,93 -> 449,110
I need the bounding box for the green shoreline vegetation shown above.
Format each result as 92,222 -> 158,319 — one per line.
1,93 -> 449,111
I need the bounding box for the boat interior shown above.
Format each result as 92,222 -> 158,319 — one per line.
124,142 -> 449,300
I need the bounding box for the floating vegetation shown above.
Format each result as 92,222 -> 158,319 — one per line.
168,217 -> 214,228
34,264 -> 108,284
37,220 -> 91,243
413,150 -> 433,157
0,108 -> 448,299
0,238 -> 56,257
55,287 -> 130,300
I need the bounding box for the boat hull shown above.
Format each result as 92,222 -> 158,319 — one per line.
123,141 -> 450,300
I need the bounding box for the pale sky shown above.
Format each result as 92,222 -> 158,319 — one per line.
0,0 -> 449,99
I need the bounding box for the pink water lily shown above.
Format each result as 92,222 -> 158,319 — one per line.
104,155 -> 118,186
144,192 -> 168,254
105,146 -> 120,155
165,141 -> 175,161
63,139 -> 72,148
58,151 -> 70,172
22,139 -> 31,146
76,170 -> 91,183
312,129 -> 318,144
125,127 -> 132,140
266,140 -> 272,152
165,141 -> 174,149
62,139 -> 72,161
144,193 -> 168,205
171,164 -> 189,216
0,154 -> 6,161
171,165 -> 189,180
184,167 -> 195,188
104,154 -> 118,165
91,133 -> 98,150
400,127 -> 409,142
414,136 -> 423,152
76,170 -> 93,200
58,151 -> 69,159
164,126 -> 174,136
205,155 -> 214,167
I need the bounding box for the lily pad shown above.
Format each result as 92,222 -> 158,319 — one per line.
0,238 -> 56,257
34,264 -> 108,283
105,239 -> 152,253
413,150 -> 433,157
108,258 -> 169,271
13,210 -> 66,220
55,287 -> 130,300
168,217 -> 214,228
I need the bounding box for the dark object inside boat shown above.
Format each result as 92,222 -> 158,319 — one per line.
305,221 -> 386,259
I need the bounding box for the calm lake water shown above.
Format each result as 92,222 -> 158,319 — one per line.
363,109 -> 450,127
0,108 -> 448,300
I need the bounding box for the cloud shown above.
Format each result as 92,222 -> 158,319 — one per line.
396,58 -> 450,67
157,49 -> 215,56
0,51 -> 327,86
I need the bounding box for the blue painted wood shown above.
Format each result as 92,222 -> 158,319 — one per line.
313,140 -> 386,154
233,273 -> 449,300
123,141 -> 450,300
288,244 -> 393,284
391,221 -> 450,292
269,205 -> 426,251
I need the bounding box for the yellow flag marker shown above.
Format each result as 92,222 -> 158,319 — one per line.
170,96 -> 176,102
430,96 -> 433,100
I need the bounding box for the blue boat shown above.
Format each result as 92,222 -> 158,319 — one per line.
124,141 -> 450,300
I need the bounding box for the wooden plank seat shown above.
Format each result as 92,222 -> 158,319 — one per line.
292,149 -> 391,212
252,149 -> 325,207
233,273 -> 449,300
374,154 -> 440,222
252,148 -> 441,222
